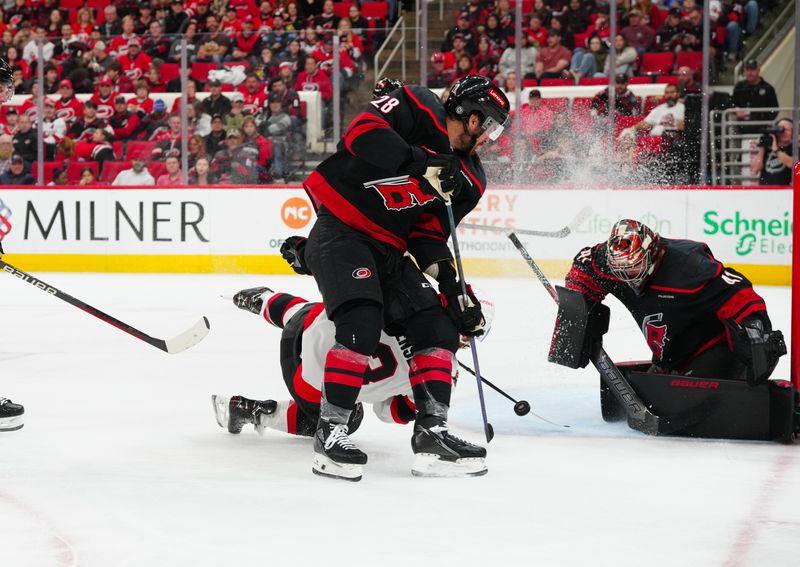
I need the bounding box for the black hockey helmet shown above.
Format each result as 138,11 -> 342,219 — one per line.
0,57 -> 14,104
444,75 -> 511,141
373,77 -> 403,99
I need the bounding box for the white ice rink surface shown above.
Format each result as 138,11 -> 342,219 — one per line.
0,273 -> 797,567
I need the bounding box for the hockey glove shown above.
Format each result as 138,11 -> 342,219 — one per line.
406,147 -> 463,199
439,279 -> 485,338
724,317 -> 787,386
280,236 -> 312,275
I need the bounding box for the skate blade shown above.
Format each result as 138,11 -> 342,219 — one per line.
312,454 -> 363,482
0,415 -> 24,432
411,454 -> 487,478
211,395 -> 231,431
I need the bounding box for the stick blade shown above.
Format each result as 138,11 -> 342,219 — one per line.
485,423 -> 494,443
164,316 -> 211,354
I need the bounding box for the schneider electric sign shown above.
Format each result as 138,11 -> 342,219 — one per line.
703,210 -> 793,258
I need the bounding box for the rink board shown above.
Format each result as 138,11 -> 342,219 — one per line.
0,186 -> 792,284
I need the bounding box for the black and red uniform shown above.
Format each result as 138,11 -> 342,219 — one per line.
302,84 -> 486,417
565,238 -> 771,378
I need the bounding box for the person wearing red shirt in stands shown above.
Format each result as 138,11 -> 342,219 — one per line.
235,16 -> 260,55
108,95 -> 144,141
527,15 -> 548,48
18,83 -> 40,123
54,79 -> 84,125
105,61 -> 135,95
90,78 -> 116,121
108,15 -> 138,58
518,89 -> 554,136
310,37 -> 356,81
127,80 -> 154,114
119,39 -> 152,83
220,7 -> 243,37
239,74 -> 268,116
171,79 -> 199,114
295,55 -> 332,102
72,126 -> 115,163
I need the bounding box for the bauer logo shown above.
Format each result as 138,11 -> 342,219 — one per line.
352,268 -> 371,279
703,210 -> 793,257
281,197 -> 312,229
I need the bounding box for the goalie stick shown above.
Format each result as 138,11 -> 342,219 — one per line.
460,206 -> 593,238
0,260 -> 210,354
505,232 -> 689,436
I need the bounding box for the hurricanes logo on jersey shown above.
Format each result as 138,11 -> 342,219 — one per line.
364,175 -> 436,211
642,312 -> 667,359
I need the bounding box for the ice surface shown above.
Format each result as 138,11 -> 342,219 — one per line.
0,273 -> 797,567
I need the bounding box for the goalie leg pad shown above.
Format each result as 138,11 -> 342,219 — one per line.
549,286 -> 610,369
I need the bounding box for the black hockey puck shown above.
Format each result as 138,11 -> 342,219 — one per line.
514,400 -> 531,416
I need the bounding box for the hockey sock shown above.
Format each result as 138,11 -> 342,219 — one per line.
263,292 -> 309,329
321,343 -> 369,413
410,348 -> 454,409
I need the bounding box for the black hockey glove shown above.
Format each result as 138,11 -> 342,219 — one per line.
724,317 -> 787,386
280,236 -> 312,275
406,147 -> 463,199
439,279 -> 485,338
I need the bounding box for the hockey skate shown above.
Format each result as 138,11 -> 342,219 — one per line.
312,418 -> 367,482
0,397 -> 24,432
232,286 -> 273,315
411,416 -> 487,477
212,395 -> 277,434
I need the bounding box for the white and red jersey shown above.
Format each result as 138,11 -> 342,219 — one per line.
55,96 -> 84,124
108,34 -> 138,57
0,123 -> 18,136
241,90 -> 267,115
261,290 -> 420,421
127,95 -> 154,114
41,117 -> 67,144
310,46 -> 356,78
18,98 -> 38,123
90,93 -> 116,121
118,52 -> 153,82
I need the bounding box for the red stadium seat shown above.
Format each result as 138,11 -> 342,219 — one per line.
615,115 -> 644,136
190,62 -> 219,82
334,2 -> 355,18
159,63 -> 180,83
641,52 -> 674,75
634,135 -> 664,165
573,32 -> 589,49
522,79 -> 538,87
67,161 -> 98,184
628,76 -> 653,84
60,0 -> 84,8
643,95 -> 664,115
32,161 -> 65,184
147,161 -> 167,179
655,74 -> 679,85
675,51 -> 702,72
579,77 -> 610,86
542,97 -> 568,112
87,0 -> 112,8
126,141 -> 158,160
510,0 -> 533,13
539,79 -> 572,87
101,161 -> 132,183
112,141 -> 124,160
361,1 -> 389,20
571,97 -> 593,116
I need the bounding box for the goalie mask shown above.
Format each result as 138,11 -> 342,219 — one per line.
606,219 -> 661,291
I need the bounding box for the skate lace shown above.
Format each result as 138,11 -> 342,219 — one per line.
325,424 -> 357,451
0,398 -> 8,406
429,422 -> 467,444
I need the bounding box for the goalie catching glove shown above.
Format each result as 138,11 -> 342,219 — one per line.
406,147 -> 464,199
724,317 -> 786,387
439,279 -> 485,337
280,236 -> 312,275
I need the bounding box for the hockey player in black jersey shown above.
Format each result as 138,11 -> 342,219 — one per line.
550,219 -> 796,441
283,75 -> 510,480
0,57 -> 24,432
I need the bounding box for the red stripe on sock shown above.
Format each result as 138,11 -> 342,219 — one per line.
323,347 -> 369,388
409,348 -> 453,387
287,401 -> 298,435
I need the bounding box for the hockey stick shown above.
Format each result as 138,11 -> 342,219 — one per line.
460,206 -> 593,238
426,167 -> 494,443
0,260 -> 210,354
505,233 -> 667,435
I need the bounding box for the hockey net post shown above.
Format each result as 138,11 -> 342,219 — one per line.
793,163 -> 799,389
